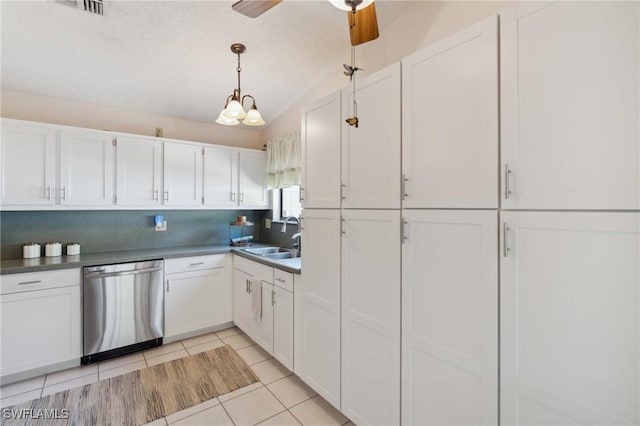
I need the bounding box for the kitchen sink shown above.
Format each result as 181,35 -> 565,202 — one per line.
242,247 -> 299,259
262,251 -> 300,259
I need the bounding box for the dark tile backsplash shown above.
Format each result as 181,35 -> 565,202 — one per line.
0,210 -> 270,260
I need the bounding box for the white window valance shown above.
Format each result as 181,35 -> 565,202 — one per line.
265,130 -> 301,189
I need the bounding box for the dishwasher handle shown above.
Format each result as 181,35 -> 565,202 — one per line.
85,266 -> 163,279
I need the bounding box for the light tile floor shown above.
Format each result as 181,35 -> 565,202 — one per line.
0,326 -> 351,426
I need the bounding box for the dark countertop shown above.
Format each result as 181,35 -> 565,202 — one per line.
0,245 -> 301,275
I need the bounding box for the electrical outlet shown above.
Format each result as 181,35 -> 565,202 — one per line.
265,219 -> 271,229
155,221 -> 167,232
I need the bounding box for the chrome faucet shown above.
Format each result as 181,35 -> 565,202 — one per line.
291,232 -> 302,254
281,216 -> 299,233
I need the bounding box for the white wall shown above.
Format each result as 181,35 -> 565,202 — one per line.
262,0 -> 514,141
0,89 -> 263,149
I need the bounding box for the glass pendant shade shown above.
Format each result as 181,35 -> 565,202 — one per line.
243,106 -> 265,126
329,0 -> 374,11
223,99 -> 247,119
216,110 -> 239,126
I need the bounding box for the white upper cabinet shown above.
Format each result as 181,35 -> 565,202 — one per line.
500,211 -> 639,425
163,142 -> 203,207
204,146 -> 238,208
402,16 -> 498,209
59,128 -> 114,206
238,150 -> 268,209
342,63 -> 401,209
501,2 -> 639,210
402,210 -> 498,426
115,134 -> 163,207
0,119 -> 57,207
301,91 -> 342,209
341,209 -> 401,425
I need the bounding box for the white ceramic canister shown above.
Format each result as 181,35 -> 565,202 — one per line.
23,242 -> 41,259
45,242 -> 62,257
66,242 -> 81,256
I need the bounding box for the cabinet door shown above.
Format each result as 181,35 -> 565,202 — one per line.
204,146 -> 238,207
0,119 -> 56,207
59,129 -> 115,206
342,63 -> 401,209
501,211 -> 639,425
164,268 -> 228,339
238,150 -> 268,208
273,285 -> 294,371
1,286 -> 81,377
501,2 -> 639,210
341,209 -> 401,425
402,16 -> 498,209
402,210 -> 498,426
233,268 -> 253,336
299,209 -> 341,408
251,281 -> 274,354
301,91 -> 341,209
163,142 -> 203,206
115,135 -> 163,207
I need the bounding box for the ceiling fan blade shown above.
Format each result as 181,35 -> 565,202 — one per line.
348,2 -> 379,46
232,0 -> 282,18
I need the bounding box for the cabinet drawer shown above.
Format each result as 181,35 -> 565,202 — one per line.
234,255 -> 273,283
273,269 -> 294,292
165,254 -> 226,274
0,268 -> 80,295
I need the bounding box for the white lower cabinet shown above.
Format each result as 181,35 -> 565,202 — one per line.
232,255 -> 294,365
274,269 -> 295,371
402,210 -> 498,425
0,269 -> 81,379
500,211 -> 640,426
299,209 -> 342,408
164,255 -> 231,340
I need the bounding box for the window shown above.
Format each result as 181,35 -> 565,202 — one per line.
273,185 -> 301,220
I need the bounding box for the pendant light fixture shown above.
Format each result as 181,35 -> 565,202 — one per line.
216,43 -> 265,127
329,0 -> 374,11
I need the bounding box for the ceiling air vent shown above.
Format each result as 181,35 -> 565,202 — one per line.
52,0 -> 106,16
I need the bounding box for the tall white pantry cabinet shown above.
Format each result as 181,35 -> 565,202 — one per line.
499,2 -> 639,425
300,2 -> 639,426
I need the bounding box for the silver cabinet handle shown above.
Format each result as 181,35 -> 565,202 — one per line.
60,186 -> 66,202
341,183 -> 347,200
246,278 -> 252,294
164,190 -> 169,202
166,278 -> 170,293
18,280 -> 42,286
503,222 -> 510,258
46,186 -> 52,201
341,218 -> 346,236
272,289 -> 276,306
153,189 -> 159,201
505,164 -> 513,200
189,262 -> 204,267
299,186 -> 305,201
239,192 -> 244,202
401,219 -> 408,243
230,192 -> 236,202
401,175 -> 408,200
275,277 -> 286,283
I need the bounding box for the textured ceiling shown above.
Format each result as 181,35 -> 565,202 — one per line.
1,0 -> 410,127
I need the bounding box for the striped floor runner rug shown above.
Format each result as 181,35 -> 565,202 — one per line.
3,345 -> 259,426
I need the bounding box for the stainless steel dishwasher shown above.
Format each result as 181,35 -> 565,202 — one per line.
82,260 -> 164,364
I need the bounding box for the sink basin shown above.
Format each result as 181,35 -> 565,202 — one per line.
242,247 -> 295,255
262,251 -> 300,260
